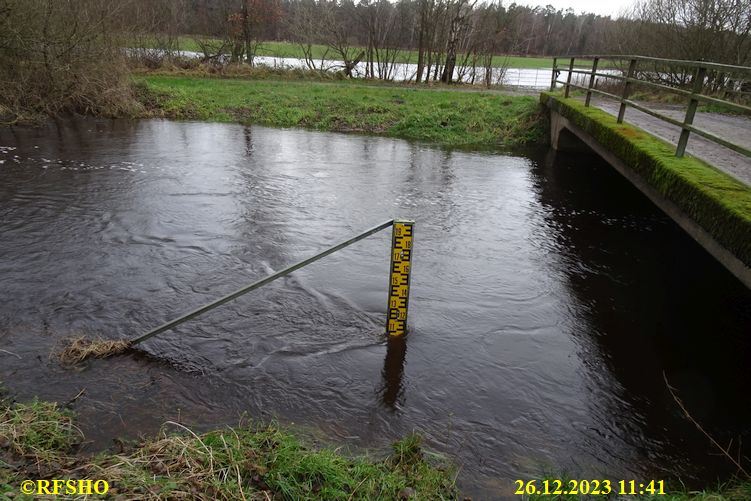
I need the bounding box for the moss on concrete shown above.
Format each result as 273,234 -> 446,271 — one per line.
541,92 -> 751,268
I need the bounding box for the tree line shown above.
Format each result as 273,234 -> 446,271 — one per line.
126,0 -> 625,84
1,0 -> 749,121
122,0 -> 751,86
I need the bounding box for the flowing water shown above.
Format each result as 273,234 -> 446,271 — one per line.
1,119 -> 749,499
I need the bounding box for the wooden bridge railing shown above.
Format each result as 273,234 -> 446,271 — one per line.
550,55 -> 751,159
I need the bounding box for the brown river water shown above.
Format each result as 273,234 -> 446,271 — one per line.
1,119 -> 749,499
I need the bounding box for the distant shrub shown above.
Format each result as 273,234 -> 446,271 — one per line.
0,0 -> 142,123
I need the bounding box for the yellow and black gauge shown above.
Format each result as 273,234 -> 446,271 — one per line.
386,220 -> 414,336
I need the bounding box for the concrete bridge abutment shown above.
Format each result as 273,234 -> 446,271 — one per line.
549,109 -> 594,154
543,95 -> 751,289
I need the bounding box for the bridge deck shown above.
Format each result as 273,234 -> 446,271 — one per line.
582,96 -> 751,186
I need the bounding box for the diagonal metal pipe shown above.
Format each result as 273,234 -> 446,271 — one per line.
128,219 -> 395,346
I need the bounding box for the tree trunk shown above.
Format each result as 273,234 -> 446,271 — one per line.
416,7 -> 426,83
242,1 -> 252,66
344,50 -> 365,78
441,48 -> 456,83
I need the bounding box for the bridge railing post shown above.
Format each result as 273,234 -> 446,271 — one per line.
585,57 -> 599,107
675,65 -> 707,158
617,58 -> 638,123
564,57 -> 575,98
550,57 -> 558,91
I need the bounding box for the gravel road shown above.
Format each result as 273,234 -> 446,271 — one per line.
584,96 -> 751,186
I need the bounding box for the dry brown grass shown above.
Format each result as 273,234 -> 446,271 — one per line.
56,337 -> 132,365
93,421 -> 238,501
1,398 -> 459,501
130,58 -> 342,82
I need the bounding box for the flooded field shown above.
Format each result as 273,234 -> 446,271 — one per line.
144,50 -> 568,88
1,119 -> 749,499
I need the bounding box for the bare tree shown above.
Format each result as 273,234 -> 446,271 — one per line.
627,0 -> 751,66
414,0 -> 433,82
287,0 -> 333,72
361,0 -> 407,80
318,0 -> 364,77
441,0 -> 475,83
128,0 -> 189,65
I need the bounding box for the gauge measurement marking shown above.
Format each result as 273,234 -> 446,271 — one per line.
387,220 -> 414,336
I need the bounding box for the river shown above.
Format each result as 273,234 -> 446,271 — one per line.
1,119 -> 749,499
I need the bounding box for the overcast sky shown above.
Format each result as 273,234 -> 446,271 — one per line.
520,0 -> 636,18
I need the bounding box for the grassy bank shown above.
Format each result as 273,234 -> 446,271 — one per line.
1,398 -> 457,500
3,398 -> 750,500
137,75 -> 546,147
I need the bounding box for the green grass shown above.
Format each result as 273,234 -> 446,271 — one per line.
3,396 -> 751,500
1,397 -> 457,500
0,399 -> 82,462
1,399 -> 84,496
698,102 -> 751,116
134,36 -> 558,69
95,426 -> 456,500
541,92 -> 751,268
136,75 -> 547,147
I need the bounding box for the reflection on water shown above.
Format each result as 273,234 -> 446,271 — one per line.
0,119 -> 749,500
380,336 -> 408,410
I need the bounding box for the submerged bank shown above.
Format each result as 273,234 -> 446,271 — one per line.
136,76 -> 546,148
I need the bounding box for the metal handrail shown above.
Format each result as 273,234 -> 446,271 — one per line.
549,55 -> 751,158
555,55 -> 751,75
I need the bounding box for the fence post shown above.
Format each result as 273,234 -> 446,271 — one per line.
676,65 -> 707,157
550,57 -> 558,91
387,219 -> 414,337
585,57 -> 599,107
617,58 -> 638,123
564,57 -> 575,98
